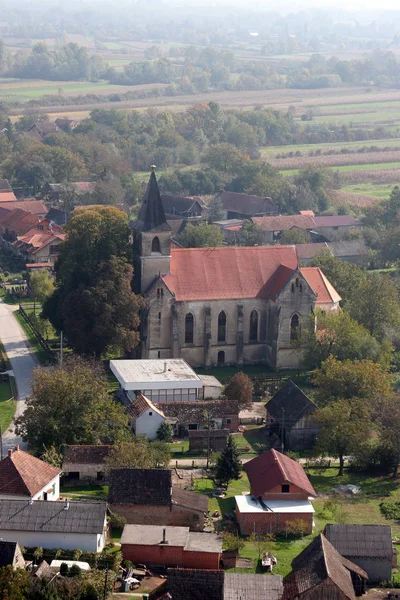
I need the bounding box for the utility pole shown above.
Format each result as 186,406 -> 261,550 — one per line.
103,568 -> 109,600
60,331 -> 63,367
0,423 -> 3,461
281,408 -> 285,454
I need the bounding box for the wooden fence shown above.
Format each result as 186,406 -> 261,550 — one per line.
18,305 -> 56,363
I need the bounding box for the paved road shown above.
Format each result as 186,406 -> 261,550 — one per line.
0,301 -> 37,452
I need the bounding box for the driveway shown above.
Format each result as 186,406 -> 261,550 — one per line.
0,301 -> 37,451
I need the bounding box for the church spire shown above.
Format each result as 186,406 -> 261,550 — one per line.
135,166 -> 171,232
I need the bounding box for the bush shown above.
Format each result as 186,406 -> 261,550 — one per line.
380,500 -> 400,521
60,562 -> 69,576
69,564 -> 82,578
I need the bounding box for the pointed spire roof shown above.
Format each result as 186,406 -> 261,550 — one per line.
135,167 -> 171,233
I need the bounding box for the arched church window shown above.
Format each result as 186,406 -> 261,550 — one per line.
151,236 -> 161,254
290,313 -> 300,343
249,310 -> 258,342
185,313 -> 194,344
218,311 -> 227,342
299,283 -> 303,293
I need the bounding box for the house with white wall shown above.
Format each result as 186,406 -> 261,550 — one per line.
110,358 -> 203,404
0,500 -> 108,552
126,394 -> 167,440
0,445 -> 61,501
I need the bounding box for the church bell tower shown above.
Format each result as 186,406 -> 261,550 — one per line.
133,166 -> 172,295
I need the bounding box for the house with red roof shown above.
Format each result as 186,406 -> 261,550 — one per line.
0,445 -> 61,501
13,220 -> 65,265
132,169 -> 341,370
235,449 -> 316,535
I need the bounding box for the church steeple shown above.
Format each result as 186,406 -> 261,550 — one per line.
135,166 -> 171,233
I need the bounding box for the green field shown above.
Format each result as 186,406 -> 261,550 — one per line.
343,182 -> 397,199
0,379 -> 15,434
261,138 -> 400,158
0,78 -> 132,101
281,162 -> 400,176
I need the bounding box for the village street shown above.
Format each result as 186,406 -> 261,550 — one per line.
0,300 -> 37,452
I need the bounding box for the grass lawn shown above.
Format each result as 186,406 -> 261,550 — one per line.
343,182 -> 398,199
0,379 -> 15,433
13,309 -> 50,365
61,484 -> 109,501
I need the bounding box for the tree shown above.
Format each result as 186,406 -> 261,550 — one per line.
280,228 -> 311,245
377,395 -> 400,479
312,356 -> 392,407
42,206 -> 142,357
249,532 -> 274,559
222,532 -> 245,552
106,438 -> 171,470
215,435 -> 241,486
302,311 -> 385,369
240,221 -> 266,246
15,356 -> 131,452
309,254 -> 366,311
224,372 -> 253,409
157,421 -> 174,443
40,445 -> 63,468
316,398 -> 372,476
202,143 -> 248,173
207,195 -> 225,223
29,270 -> 54,314
177,223 -> 223,248
0,566 -> 31,600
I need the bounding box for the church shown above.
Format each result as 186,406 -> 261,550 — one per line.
133,169 -> 341,370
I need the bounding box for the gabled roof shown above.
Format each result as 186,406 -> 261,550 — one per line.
161,194 -> 203,216
172,487 -> 209,513
167,568 -> 224,600
266,380 -> 317,428
0,192 -> 17,202
134,170 -> 171,233
15,230 -> 65,254
295,242 -> 330,260
284,534 -> 367,600
0,500 -> 106,534
244,448 -> 316,498
45,207 -> 69,226
253,214 -> 316,232
0,540 -> 20,567
301,267 -> 341,304
55,118 -> 76,129
314,215 -> 361,228
0,448 -> 61,497
63,445 -> 113,466
0,179 -> 12,192
0,200 -> 48,215
0,208 -> 39,235
109,468 -> 172,506
217,190 -> 277,216
126,394 -> 166,420
324,524 -> 393,560
328,240 -> 367,258
30,121 -> 60,135
224,573 -> 283,600
162,246 -> 299,301
48,182 -> 95,195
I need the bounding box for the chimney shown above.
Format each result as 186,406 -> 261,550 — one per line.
8,449 -> 12,457
64,500 -> 70,511
15,444 -> 19,452
163,362 -> 167,373
161,528 -> 168,544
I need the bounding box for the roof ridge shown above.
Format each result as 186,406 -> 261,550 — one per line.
0,456 -> 31,496
274,449 -> 290,482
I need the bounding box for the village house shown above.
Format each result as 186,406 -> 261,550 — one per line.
295,240 -> 368,266
62,445 -> 113,481
133,170 -> 341,370
236,448 -> 316,535
43,182 -> 96,203
13,222 -> 65,265
28,120 -> 61,141
108,468 -> 208,531
0,208 -> 40,245
120,524 -> 222,570
45,207 -> 69,226
161,194 -> 204,219
324,524 -> 394,584
266,380 -> 319,451
0,445 -> 61,501
213,190 -> 277,220
126,394 -> 167,440
253,213 -> 361,243
166,569 -> 284,600
0,499 -> 108,552
0,200 -> 48,218
54,118 -> 77,131
157,399 -> 239,437
0,541 -> 25,570
110,358 -> 204,404
283,533 -> 368,599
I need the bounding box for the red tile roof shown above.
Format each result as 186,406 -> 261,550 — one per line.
0,448 -> 61,497
162,246 -> 299,301
253,215 -> 316,232
244,449 -> 316,498
301,267 -> 341,304
0,208 -> 39,235
0,200 -> 48,215
15,229 -> 65,255
0,192 -> 17,202
313,215 -> 360,227
126,394 -> 165,419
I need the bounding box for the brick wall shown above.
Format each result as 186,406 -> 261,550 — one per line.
109,503 -> 205,532
236,506 -> 313,535
121,544 -> 220,570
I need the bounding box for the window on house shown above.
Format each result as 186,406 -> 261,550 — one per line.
161,288 -> 164,298
152,236 -> 161,253
157,351 -> 161,358
282,484 -> 290,493
97,472 -> 104,481
157,288 -> 160,298
290,314 -> 300,343
149,411 -> 153,416
249,310 -> 258,342
38,224 -> 44,231
188,423 -> 198,430
291,283 -> 295,293
158,312 -> 161,321
226,418 -> 232,425
218,311 -> 227,342
185,313 -> 194,344
299,283 -> 303,293
296,278 -> 299,288
43,492 -> 48,501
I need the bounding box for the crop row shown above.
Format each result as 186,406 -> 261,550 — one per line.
270,150 -> 400,170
